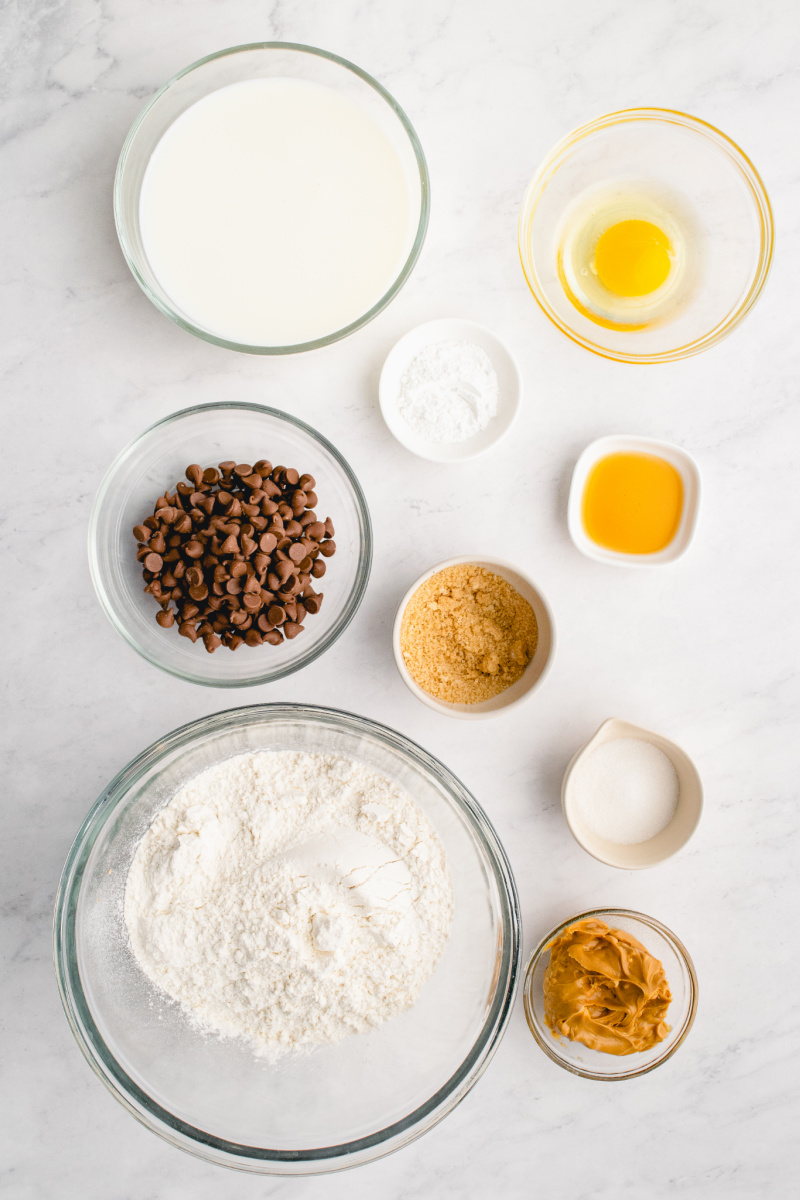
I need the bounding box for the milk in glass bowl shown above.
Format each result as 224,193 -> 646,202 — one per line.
115,43 -> 429,354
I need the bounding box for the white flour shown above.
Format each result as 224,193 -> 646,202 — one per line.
124,751 -> 453,1056
397,339 -> 499,443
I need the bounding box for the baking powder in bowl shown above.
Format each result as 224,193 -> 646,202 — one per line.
397,340 -> 499,443
124,751 -> 453,1056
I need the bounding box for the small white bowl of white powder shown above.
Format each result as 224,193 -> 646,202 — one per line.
379,318 -> 521,462
561,717 -> 703,869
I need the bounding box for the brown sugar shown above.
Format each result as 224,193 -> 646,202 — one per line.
400,564 -> 538,704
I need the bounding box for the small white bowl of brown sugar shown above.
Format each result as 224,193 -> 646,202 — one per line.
393,555 -> 556,718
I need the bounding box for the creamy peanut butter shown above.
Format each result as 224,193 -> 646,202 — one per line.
543,918 -> 671,1055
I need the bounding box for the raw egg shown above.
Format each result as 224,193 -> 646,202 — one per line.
558,188 -> 692,329
593,220 -> 672,297
582,452 -> 684,555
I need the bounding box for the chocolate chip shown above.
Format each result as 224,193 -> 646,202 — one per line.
135,460 -> 334,651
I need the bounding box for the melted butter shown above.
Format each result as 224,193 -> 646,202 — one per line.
582,451 -> 683,554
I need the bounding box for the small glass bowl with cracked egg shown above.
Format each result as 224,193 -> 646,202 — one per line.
519,108 -> 773,363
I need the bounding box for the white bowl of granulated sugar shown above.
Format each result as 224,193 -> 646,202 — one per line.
378,318 -> 522,462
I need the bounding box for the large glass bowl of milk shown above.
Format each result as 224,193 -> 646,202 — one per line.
115,43 -> 429,353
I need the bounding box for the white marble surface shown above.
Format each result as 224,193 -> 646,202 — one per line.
3,0 -> 799,1196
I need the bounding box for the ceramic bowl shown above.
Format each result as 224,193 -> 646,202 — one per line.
392,555 -> 555,718
567,434 -> 701,566
523,907 -> 698,1080
561,718 -> 703,868
378,319 -> 521,462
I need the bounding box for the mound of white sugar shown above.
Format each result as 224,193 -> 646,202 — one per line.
571,737 -> 679,845
124,751 -> 453,1057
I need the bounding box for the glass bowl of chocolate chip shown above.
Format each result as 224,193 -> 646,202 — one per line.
89,402 -> 372,686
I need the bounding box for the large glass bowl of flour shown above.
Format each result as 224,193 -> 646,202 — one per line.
115,43 -> 429,354
54,704 -> 521,1174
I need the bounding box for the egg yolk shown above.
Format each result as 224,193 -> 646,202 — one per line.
592,220 -> 672,297
582,452 -> 684,555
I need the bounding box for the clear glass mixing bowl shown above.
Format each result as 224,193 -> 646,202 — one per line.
54,705 -> 521,1173
518,109 -> 773,363
88,402 -> 371,687
115,42 -> 430,354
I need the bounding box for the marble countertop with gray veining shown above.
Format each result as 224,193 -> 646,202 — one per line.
3,1 -> 799,1196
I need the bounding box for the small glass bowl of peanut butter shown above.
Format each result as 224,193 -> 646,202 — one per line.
523,908 -> 698,1080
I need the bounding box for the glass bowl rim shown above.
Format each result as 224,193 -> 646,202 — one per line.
114,41 -> 431,355
53,702 -> 522,1172
517,106 -> 774,365
522,905 -> 698,1080
87,400 -> 373,688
